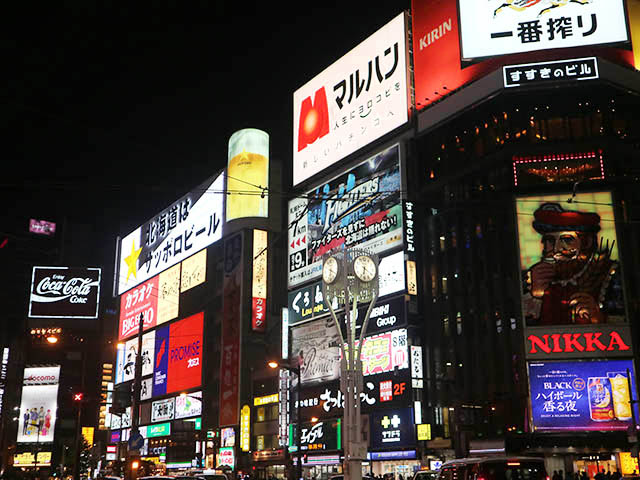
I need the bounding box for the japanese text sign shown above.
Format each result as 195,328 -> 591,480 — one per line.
528,360 -> 639,431
293,13 -> 408,186
117,173 -> 223,295
504,57 -> 598,87
459,0 -> 629,60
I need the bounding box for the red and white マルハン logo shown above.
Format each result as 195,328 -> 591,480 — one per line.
297,87 -> 329,152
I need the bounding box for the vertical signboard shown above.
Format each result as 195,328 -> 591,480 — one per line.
252,230 -> 268,332
226,128 -> 270,220
157,264 -> 180,325
0,348 -> 8,418
17,366 -> 60,443
240,405 -> 250,452
292,13 -> 408,186
219,233 -> 243,426
515,192 -> 624,326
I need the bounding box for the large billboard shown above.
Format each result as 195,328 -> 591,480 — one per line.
17,366 -> 60,444
292,14 -> 408,186
117,173 -> 224,295
288,144 -> 403,287
152,312 -> 203,396
226,129 -> 269,220
529,360 -> 639,431
292,318 -> 341,386
458,0 -> 629,60
525,325 -> 632,360
370,407 -> 416,449
516,192 -> 624,326
29,267 -> 101,319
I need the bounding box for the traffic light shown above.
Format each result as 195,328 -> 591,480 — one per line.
73,393 -> 84,402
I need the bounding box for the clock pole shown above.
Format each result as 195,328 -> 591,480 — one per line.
322,249 -> 378,480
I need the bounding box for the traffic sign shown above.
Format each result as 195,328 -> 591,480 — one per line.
128,431 -> 144,451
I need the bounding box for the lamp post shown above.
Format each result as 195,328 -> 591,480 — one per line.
268,360 -> 301,480
321,250 -> 379,480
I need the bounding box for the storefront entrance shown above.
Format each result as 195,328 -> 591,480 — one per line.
574,456 -> 618,479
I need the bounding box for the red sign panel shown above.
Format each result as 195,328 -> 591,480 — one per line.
119,276 -> 158,339
167,312 -> 203,393
252,297 -> 266,332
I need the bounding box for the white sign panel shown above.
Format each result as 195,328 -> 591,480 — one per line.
151,398 -> 175,423
140,378 -> 153,401
17,367 -> 60,444
115,337 -> 138,385
292,13 -> 408,186
141,331 -> 155,377
175,391 -> 202,419
291,318 -> 341,386
378,251 -> 405,297
459,0 -> 629,60
410,346 -> 423,380
117,173 -> 224,295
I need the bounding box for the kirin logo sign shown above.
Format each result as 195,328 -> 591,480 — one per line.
29,267 -> 101,319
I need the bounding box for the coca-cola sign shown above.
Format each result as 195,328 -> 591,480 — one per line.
29,267 -> 101,319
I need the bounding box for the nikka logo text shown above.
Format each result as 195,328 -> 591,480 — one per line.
527,332 -> 630,354
297,87 -> 330,152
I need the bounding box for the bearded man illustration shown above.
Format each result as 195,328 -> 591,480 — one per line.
522,202 -> 618,325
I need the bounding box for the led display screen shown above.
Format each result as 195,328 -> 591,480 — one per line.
288,144 -> 403,288
292,13 -> 408,186
117,173 -> 223,295
529,360 -> 639,431
458,0 -> 629,60
17,367 -> 60,444
516,192 -> 624,326
29,267 -> 101,319
153,312 -> 203,396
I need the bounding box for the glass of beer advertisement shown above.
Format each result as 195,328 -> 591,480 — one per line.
226,128 -> 269,221
515,191 -> 625,326
528,360 -> 639,431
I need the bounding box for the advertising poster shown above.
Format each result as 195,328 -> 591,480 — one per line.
29,219 -> 56,236
17,366 -> 60,444
219,233 -> 243,426
157,264 -> 180,325
288,144 -> 403,287
28,267 -> 101,319
141,331 -> 155,377
152,312 -> 203,397
119,276 -> 158,339
370,407 -> 416,449
175,391 -> 202,419
291,318 -> 341,386
360,328 -> 409,376
290,419 -> 341,451
151,398 -> 175,423
292,13 -> 408,186
516,192 -> 624,326
226,128 -> 270,220
115,337 -> 139,385
458,0 -> 628,60
529,360 -> 639,431
140,378 -> 153,401
252,229 -> 268,332
180,249 -> 207,293
117,173 -> 224,295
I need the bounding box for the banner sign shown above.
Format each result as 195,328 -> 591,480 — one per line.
360,328 -> 409,376
119,276 -> 158,339
297,370 -> 412,419
370,450 -> 417,461
370,407 -> 416,449
525,325 -> 632,360
288,282 -> 330,325
151,398 -> 175,423
458,0 -> 629,60
175,391 -> 202,419
292,13 -> 408,186
252,230 -> 268,332
290,419 -> 341,451
152,312 -> 203,397
219,233 -> 243,426
29,266 -> 101,319
29,219 -> 56,236
288,144 -> 403,287
528,360 -> 639,431
117,173 -> 224,295
516,192 -> 624,327
504,57 -> 598,88
17,366 -> 60,444
292,318 -> 341,386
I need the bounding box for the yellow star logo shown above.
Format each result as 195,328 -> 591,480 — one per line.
124,240 -> 142,282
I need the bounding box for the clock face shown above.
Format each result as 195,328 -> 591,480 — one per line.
353,255 -> 376,283
322,256 -> 339,284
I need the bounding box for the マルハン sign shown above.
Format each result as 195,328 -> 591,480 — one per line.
29,266 -> 101,319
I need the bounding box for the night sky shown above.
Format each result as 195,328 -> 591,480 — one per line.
4,2 -> 408,246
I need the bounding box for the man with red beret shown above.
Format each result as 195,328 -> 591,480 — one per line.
523,202 -> 618,325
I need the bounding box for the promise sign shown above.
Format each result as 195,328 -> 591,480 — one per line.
525,325 -> 632,360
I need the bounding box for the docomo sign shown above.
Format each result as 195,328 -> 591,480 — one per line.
526,325 -> 633,360
292,13 -> 409,186
29,267 -> 101,319
23,366 -> 60,385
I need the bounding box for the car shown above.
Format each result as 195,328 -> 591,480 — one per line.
330,475 -> 376,480
437,457 -> 547,480
413,471 -> 439,480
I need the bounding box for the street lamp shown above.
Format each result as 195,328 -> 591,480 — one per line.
268,360 -> 301,480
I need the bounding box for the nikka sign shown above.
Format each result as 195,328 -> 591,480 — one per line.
525,325 -> 632,360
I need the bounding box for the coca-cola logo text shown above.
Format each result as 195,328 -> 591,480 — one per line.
36,275 -> 96,303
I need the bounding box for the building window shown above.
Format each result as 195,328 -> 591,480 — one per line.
442,277 -> 448,295
456,313 -> 463,335
257,407 -> 265,422
443,316 -> 450,336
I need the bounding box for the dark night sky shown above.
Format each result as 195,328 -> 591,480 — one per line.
3,1 -> 409,247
